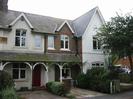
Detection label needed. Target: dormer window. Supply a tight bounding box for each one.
[61,35,69,50]
[15,29,26,47]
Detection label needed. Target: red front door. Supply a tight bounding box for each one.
[32,65,41,86]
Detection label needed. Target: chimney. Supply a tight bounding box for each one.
[0,0,8,12]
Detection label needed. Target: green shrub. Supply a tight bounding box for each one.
[76,73,89,89]
[0,87,18,99]
[0,70,14,90]
[118,73,131,83]
[46,81,68,96]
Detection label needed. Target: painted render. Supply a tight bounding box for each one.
[82,10,105,73]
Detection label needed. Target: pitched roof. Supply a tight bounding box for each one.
[72,7,99,37]
[0,7,104,36]
[0,10,68,33]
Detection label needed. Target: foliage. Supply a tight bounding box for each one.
[76,67,111,93]
[118,73,131,83]
[0,87,18,99]
[76,73,89,89]
[0,70,14,91]
[97,14,133,71]
[46,81,68,96]
[87,67,110,93]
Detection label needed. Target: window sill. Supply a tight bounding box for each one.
[13,46,28,49]
[14,79,27,82]
[60,49,70,51]
[62,77,72,80]
[48,48,55,50]
[34,47,42,50]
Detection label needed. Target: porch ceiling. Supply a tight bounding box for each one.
[0,52,81,63]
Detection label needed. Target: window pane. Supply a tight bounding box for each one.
[65,41,68,49]
[13,69,19,79]
[21,31,26,36]
[48,36,54,48]
[61,35,64,40]
[98,41,101,49]
[21,37,25,46]
[96,63,100,66]
[15,37,20,46]
[35,35,41,48]
[93,38,97,49]
[16,30,20,36]
[20,64,26,68]
[61,40,64,48]
[20,70,25,78]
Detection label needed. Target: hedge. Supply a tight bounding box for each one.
[76,67,111,93]
[46,81,68,96]
[0,87,18,99]
[0,70,14,91]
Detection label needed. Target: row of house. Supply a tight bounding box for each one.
[0,0,106,90]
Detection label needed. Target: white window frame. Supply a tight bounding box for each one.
[60,35,69,50]
[93,36,101,50]
[62,66,71,79]
[48,36,54,49]
[34,35,42,48]
[91,62,104,67]
[15,29,26,47]
[12,63,26,80]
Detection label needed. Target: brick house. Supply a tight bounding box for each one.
[0,0,106,90]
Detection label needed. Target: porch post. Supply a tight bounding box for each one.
[0,62,3,70]
[59,66,63,82]
[45,70,49,83]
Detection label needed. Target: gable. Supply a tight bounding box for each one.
[57,20,74,33]
[9,13,33,29]
[58,23,73,35]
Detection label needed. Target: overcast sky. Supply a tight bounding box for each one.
[8,0,133,21]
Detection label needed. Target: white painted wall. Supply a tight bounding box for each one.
[48,66,55,81]
[82,11,105,73]
[3,63,32,90]
[0,18,44,53]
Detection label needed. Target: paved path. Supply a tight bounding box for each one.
[81,91,133,99]
[18,90,67,99]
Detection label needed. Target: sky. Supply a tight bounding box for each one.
[8,0,133,21]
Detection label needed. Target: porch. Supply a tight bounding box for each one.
[0,52,81,90]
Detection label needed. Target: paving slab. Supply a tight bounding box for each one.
[71,88,106,99]
[18,90,67,99]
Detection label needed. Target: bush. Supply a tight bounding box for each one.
[0,70,14,90]
[46,81,68,96]
[118,73,131,83]
[0,87,18,99]
[76,73,89,89]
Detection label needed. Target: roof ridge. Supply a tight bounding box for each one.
[73,6,98,22]
[8,9,70,21]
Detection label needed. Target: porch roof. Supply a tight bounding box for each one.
[0,52,81,63]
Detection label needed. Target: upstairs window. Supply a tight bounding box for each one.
[48,36,54,49]
[61,35,69,50]
[15,29,26,47]
[93,37,100,50]
[35,35,42,48]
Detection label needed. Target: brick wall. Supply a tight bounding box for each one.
[46,23,77,54]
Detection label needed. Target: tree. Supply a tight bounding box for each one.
[97,14,133,75]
